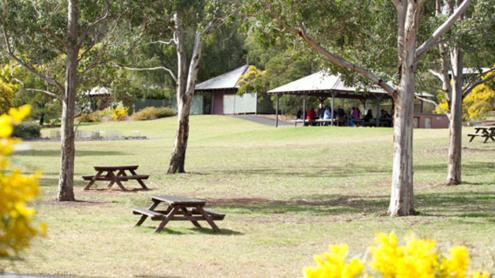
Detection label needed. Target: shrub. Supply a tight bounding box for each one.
[304,232,490,278]
[111,106,128,121]
[76,111,103,123]
[0,105,46,260]
[12,122,41,139]
[131,106,176,121]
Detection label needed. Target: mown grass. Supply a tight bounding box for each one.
[3,115,495,277]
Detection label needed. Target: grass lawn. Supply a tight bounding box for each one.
[3,115,495,277]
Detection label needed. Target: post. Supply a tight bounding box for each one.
[302,96,306,125]
[375,98,381,127]
[331,93,335,126]
[275,93,280,128]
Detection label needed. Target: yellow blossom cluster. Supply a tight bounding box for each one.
[0,105,45,258]
[111,106,128,121]
[305,232,490,278]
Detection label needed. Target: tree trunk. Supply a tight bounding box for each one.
[167,14,203,174]
[57,0,79,201]
[446,47,463,185]
[388,2,419,216]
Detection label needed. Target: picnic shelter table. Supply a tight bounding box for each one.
[133,195,225,233]
[468,127,495,143]
[83,165,149,191]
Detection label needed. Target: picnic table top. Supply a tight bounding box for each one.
[151,195,206,206]
[474,126,495,130]
[94,165,139,171]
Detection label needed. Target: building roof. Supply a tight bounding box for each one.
[267,71,389,99]
[84,86,110,96]
[195,65,249,91]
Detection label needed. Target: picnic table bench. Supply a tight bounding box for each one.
[133,195,225,233]
[467,127,495,143]
[292,119,335,126]
[83,165,149,191]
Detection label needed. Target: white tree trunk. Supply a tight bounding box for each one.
[388,1,419,216]
[167,14,203,174]
[57,0,80,201]
[447,47,463,185]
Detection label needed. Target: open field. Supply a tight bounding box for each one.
[3,115,495,277]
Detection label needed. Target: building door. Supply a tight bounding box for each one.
[213,93,224,114]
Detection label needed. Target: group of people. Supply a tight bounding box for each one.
[296,105,393,127]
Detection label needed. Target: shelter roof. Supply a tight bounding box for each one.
[267,71,390,99]
[195,65,249,91]
[84,86,110,96]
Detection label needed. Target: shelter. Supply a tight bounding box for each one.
[267,71,445,128]
[195,65,274,115]
[84,86,112,111]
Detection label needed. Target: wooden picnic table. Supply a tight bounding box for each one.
[82,165,149,191]
[468,127,495,143]
[133,195,225,233]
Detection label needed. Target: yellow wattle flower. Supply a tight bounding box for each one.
[8,104,31,124]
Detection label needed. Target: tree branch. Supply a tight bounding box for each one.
[149,39,176,46]
[415,95,451,119]
[23,88,61,99]
[462,67,495,98]
[297,23,396,95]
[415,0,472,61]
[429,69,444,81]
[1,26,64,92]
[113,63,177,83]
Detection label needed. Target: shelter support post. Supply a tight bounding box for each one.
[302,97,306,126]
[375,97,381,127]
[331,93,335,126]
[275,93,280,128]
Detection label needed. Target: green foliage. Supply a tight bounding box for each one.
[12,122,41,139]
[0,64,19,114]
[131,106,176,121]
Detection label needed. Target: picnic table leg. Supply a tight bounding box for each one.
[196,206,220,232]
[155,206,179,233]
[129,169,149,190]
[84,170,104,190]
[135,200,161,226]
[179,207,202,228]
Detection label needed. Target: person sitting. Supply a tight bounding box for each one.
[323,106,332,119]
[350,107,362,127]
[379,109,392,127]
[321,106,332,125]
[336,106,346,126]
[296,110,303,120]
[362,109,373,126]
[305,108,315,126]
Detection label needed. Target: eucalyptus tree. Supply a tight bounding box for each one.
[114,0,241,174]
[245,0,472,216]
[427,0,495,185]
[0,0,112,201]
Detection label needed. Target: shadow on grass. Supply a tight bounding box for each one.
[16,149,128,157]
[142,226,242,236]
[209,191,495,221]
[207,160,495,181]
[38,177,88,187]
[214,165,390,178]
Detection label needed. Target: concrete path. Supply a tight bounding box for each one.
[230,115,292,127]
